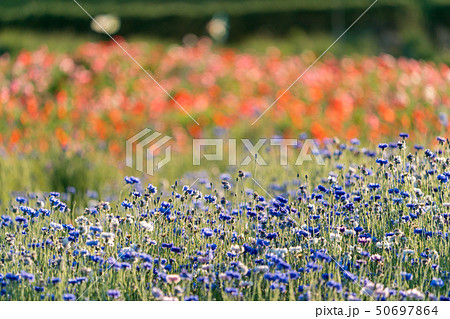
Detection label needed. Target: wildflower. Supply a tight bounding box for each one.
[254,265,269,273]
[140,221,154,232]
[184,295,199,301]
[124,176,140,184]
[401,272,413,281]
[437,136,446,144]
[201,228,214,237]
[107,289,121,299]
[16,197,27,204]
[224,287,239,296]
[405,288,425,300]
[86,240,99,247]
[63,293,76,301]
[166,274,181,284]
[6,273,20,281]
[20,271,35,282]
[430,278,444,287]
[162,296,179,301]
[326,280,343,292]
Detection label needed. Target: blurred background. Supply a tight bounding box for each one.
[0,0,449,62]
[0,0,449,205]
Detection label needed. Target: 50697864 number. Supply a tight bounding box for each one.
[375,306,438,316]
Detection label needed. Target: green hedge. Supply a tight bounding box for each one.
[0,0,448,55]
[0,0,448,22]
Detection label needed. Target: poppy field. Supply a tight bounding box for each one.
[1,39,449,153]
[1,40,450,301]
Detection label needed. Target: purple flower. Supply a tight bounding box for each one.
[107,289,121,299]
[63,293,76,301]
[124,176,140,184]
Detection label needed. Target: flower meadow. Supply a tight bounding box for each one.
[0,39,449,156]
[2,134,450,301]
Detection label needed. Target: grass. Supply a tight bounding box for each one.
[1,137,450,300]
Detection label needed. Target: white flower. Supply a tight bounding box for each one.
[406,288,425,300]
[237,262,248,274]
[110,218,119,229]
[289,246,302,253]
[162,296,179,301]
[330,233,342,242]
[344,229,356,236]
[197,256,213,263]
[140,221,154,232]
[166,274,180,284]
[50,222,63,231]
[328,175,337,183]
[240,281,253,287]
[101,232,115,246]
[230,245,243,253]
[254,265,269,273]
[376,241,391,249]
[268,248,287,257]
[202,264,214,271]
[308,238,323,245]
[75,216,89,225]
[219,273,230,280]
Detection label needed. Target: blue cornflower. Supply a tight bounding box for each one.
[124,176,140,184]
[121,200,133,209]
[326,280,343,292]
[378,143,388,150]
[367,183,380,190]
[224,287,239,296]
[147,184,157,194]
[376,158,388,165]
[89,226,102,233]
[425,149,435,158]
[438,174,448,183]
[401,272,413,281]
[399,133,409,139]
[201,228,213,237]
[430,277,444,287]
[20,271,35,282]
[86,240,99,247]
[437,136,446,144]
[184,295,199,301]
[107,289,121,299]
[266,232,278,240]
[15,197,27,204]
[63,293,76,301]
[6,273,20,281]
[343,271,358,282]
[34,286,44,292]
[315,251,332,263]
[171,246,182,254]
[353,226,363,233]
[15,216,28,224]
